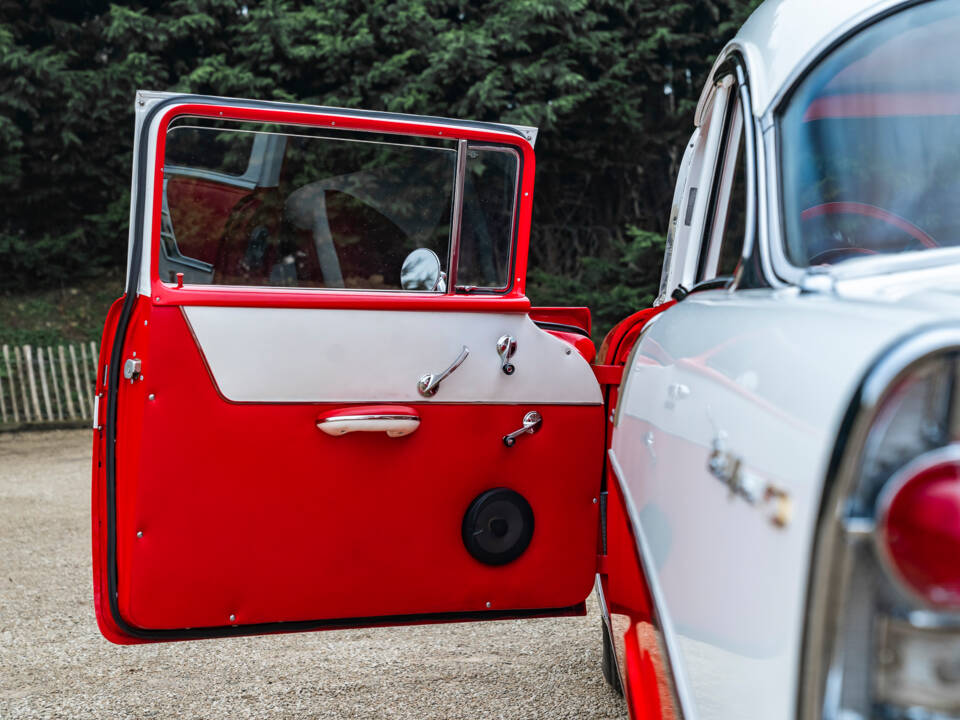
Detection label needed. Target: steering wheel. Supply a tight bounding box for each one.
[801,201,938,266]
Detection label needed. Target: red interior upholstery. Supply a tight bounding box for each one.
[101,305,604,632]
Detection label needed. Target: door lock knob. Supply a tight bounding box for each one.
[123,357,142,383]
[497,335,517,375]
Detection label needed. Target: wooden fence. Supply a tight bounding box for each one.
[0,342,98,430]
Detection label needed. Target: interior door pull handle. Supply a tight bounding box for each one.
[418,345,469,397]
[317,406,420,438]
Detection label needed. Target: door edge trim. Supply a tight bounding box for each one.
[607,447,700,720]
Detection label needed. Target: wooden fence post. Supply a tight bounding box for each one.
[69,345,87,418]
[14,346,31,422]
[47,347,63,420]
[2,345,18,423]
[0,358,7,424]
[23,345,43,421]
[37,348,53,421]
[58,345,76,419]
[89,342,99,390]
[79,342,95,414]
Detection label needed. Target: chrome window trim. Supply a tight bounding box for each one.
[608,447,696,720]
[733,64,756,275]
[695,51,771,291]
[136,94,533,297]
[761,119,805,287]
[446,139,468,294]
[798,324,960,720]
[458,144,522,293]
[763,0,936,287]
[680,80,732,287]
[700,90,743,280]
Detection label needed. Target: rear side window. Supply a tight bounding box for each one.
[159,117,520,292]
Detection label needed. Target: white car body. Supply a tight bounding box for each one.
[609,1,960,718]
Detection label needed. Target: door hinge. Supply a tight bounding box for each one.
[592,364,623,386]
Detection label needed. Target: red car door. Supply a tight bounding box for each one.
[92,92,606,644]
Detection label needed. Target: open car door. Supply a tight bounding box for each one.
[92,92,605,643]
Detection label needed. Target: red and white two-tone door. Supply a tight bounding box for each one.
[91,91,606,643]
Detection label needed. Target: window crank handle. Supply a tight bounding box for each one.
[418,346,469,397]
[503,411,542,447]
[497,335,517,375]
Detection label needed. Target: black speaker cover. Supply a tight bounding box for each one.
[462,488,534,566]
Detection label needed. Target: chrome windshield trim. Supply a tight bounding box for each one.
[139,90,538,145]
[763,0,938,289]
[608,448,698,720]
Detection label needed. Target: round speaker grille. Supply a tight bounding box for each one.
[461,488,534,566]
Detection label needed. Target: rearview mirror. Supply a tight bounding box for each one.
[400,248,446,291]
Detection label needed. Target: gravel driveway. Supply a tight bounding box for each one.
[0,430,626,719]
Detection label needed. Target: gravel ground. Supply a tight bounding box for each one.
[0,429,626,719]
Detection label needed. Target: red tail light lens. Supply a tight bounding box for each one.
[878,457,960,609]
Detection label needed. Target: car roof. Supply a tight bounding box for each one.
[698,0,909,120]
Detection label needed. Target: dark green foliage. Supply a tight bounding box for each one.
[0,0,760,333]
[528,226,666,340]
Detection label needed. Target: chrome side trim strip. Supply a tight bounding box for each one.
[608,447,698,720]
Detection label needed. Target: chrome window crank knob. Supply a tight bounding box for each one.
[418,346,469,397]
[497,335,517,375]
[503,411,542,447]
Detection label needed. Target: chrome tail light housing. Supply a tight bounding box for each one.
[801,327,960,720]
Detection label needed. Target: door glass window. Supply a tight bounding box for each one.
[161,117,492,291]
[456,146,519,290]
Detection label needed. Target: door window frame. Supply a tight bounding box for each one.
[659,55,762,299]
[137,99,536,312]
[696,61,757,286]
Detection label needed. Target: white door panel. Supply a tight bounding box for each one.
[184,306,602,404]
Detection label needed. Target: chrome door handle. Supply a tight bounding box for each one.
[418,346,469,397]
[317,406,420,438]
[503,411,542,447]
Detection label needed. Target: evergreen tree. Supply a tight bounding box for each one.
[0,0,760,335]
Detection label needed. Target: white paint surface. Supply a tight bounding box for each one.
[184,306,602,405]
[612,287,960,720]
